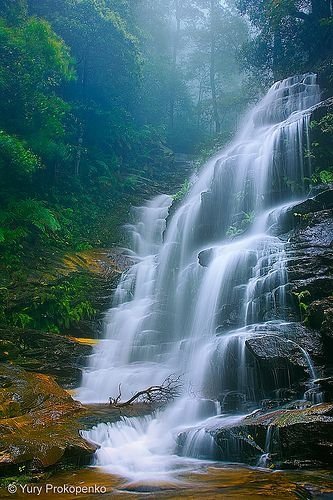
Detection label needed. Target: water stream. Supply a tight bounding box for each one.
[78,74,322,480]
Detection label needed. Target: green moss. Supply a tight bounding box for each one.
[226,211,255,239]
[309,111,333,180]
[173,178,191,203]
[292,290,311,322]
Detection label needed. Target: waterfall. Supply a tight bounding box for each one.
[257,425,275,468]
[79,74,321,479]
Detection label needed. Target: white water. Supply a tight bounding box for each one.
[257,425,274,468]
[79,74,321,479]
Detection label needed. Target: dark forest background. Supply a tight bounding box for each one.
[0,0,332,332]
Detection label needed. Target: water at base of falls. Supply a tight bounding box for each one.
[81,410,248,480]
[78,74,322,480]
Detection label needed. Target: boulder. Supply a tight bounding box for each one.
[246,335,311,371]
[245,323,323,369]
[210,403,333,468]
[198,248,215,267]
[0,364,97,473]
[0,329,93,388]
[0,340,20,362]
[307,296,333,339]
[239,323,323,400]
[283,206,333,313]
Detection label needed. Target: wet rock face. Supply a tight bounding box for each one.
[313,377,333,402]
[307,297,333,339]
[204,187,333,469]
[206,185,333,466]
[0,329,93,389]
[245,323,323,370]
[284,195,333,291]
[219,392,246,412]
[246,335,311,370]
[207,322,324,406]
[279,190,333,380]
[273,190,332,318]
[211,404,333,468]
[0,364,97,473]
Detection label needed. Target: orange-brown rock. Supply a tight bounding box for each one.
[0,364,97,472]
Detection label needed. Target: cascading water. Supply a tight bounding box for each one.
[79,74,321,479]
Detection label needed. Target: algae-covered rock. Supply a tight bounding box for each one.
[245,322,323,367]
[285,208,333,301]
[0,329,93,388]
[0,340,20,362]
[210,403,333,468]
[0,364,97,473]
[307,296,333,339]
[245,331,321,371]
[313,377,333,402]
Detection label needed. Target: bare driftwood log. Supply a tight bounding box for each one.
[109,375,182,408]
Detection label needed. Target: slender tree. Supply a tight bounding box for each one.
[209,0,221,134]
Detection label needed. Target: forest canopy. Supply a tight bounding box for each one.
[0,0,332,331]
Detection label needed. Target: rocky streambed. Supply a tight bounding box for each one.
[175,186,333,471]
[0,248,138,480]
[0,196,332,485]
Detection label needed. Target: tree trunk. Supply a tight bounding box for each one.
[75,123,84,177]
[210,0,221,135]
[196,78,204,130]
[169,0,181,131]
[74,48,88,177]
[272,28,283,81]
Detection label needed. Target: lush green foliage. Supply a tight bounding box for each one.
[0,0,332,333]
[173,179,191,202]
[236,0,333,86]
[0,271,97,333]
[0,10,73,261]
[0,0,253,265]
[309,112,333,180]
[19,273,97,333]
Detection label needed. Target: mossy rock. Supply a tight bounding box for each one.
[0,329,93,388]
[210,404,333,468]
[0,364,97,473]
[307,296,333,338]
[0,341,20,362]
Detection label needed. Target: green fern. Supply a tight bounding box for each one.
[4,199,61,233]
[173,179,191,202]
[311,169,333,185]
[0,131,40,175]
[0,199,61,244]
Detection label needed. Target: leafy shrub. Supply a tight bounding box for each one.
[14,274,97,333]
[0,199,61,245]
[311,169,333,185]
[173,179,191,202]
[0,131,40,176]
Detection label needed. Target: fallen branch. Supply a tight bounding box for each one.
[109,375,182,408]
